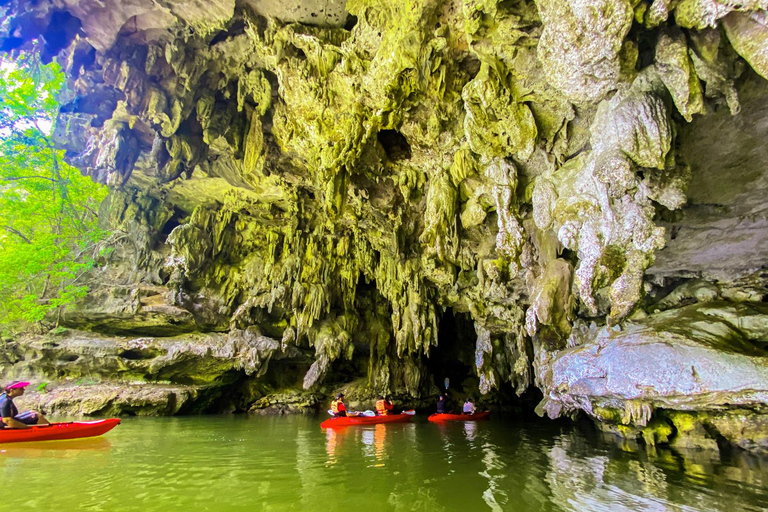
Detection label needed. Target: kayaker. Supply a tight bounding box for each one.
[0,381,49,429]
[436,393,448,414]
[463,397,476,415]
[375,395,394,416]
[330,393,348,417]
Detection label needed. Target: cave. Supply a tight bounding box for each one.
[344,15,358,31]
[159,209,183,243]
[41,11,82,62]
[426,308,475,395]
[118,348,163,361]
[377,129,411,161]
[1,0,768,460]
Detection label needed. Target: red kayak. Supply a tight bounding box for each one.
[321,413,413,429]
[0,419,121,443]
[428,411,490,422]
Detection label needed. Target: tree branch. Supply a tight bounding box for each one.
[3,225,33,244]
[1,175,58,182]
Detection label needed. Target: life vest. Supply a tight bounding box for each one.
[331,400,345,414]
[376,399,392,415]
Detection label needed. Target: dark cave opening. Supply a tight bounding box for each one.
[426,308,476,394]
[641,275,695,310]
[41,11,82,62]
[118,348,163,361]
[424,308,547,417]
[498,381,547,419]
[189,357,317,414]
[209,19,246,46]
[159,209,184,243]
[459,54,481,79]
[377,129,412,162]
[344,15,359,31]
[64,44,96,78]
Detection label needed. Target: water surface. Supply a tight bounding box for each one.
[1,415,766,511]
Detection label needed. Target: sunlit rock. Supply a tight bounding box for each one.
[536,0,634,103]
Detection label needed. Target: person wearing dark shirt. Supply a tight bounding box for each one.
[0,381,49,429]
[436,393,448,414]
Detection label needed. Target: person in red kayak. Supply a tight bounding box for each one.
[463,397,477,415]
[0,381,49,429]
[436,393,449,414]
[331,393,348,417]
[375,395,394,416]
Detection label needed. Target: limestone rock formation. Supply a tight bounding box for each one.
[536,302,768,453]
[2,0,768,453]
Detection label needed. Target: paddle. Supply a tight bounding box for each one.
[402,410,416,415]
[444,377,449,391]
[328,409,376,417]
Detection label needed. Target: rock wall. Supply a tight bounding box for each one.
[2,0,768,453]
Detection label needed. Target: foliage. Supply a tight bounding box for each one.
[0,51,107,326]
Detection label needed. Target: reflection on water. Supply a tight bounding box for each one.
[1,415,767,511]
[325,426,340,464]
[463,421,477,442]
[546,431,768,512]
[1,437,112,457]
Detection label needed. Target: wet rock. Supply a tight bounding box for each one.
[23,383,203,416]
[0,328,309,394]
[536,0,634,103]
[249,391,322,414]
[674,0,768,30]
[723,9,768,80]
[537,302,768,450]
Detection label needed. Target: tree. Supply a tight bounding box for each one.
[0,51,107,327]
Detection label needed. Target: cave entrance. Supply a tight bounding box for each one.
[377,129,411,161]
[426,308,476,393]
[160,208,184,243]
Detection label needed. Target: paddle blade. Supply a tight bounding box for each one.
[328,410,335,416]
[363,410,376,417]
[402,410,416,416]
[444,377,450,390]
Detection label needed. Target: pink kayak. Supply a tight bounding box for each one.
[321,413,413,429]
[0,419,121,443]
[428,411,490,422]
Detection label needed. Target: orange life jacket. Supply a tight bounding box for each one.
[331,400,345,414]
[376,399,392,415]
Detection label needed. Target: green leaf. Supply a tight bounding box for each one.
[0,50,108,327]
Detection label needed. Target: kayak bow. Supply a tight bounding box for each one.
[321,413,413,428]
[0,418,121,443]
[428,411,490,422]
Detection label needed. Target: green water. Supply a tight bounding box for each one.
[1,415,766,511]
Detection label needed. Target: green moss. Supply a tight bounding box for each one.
[666,411,699,435]
[655,29,704,122]
[641,418,674,446]
[599,245,627,283]
[617,424,638,439]
[461,60,537,161]
[449,146,477,186]
[593,405,623,423]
